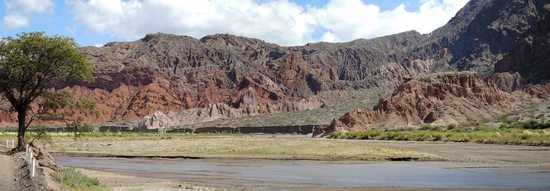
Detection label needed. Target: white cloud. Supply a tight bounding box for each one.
[68,0,469,46]
[67,0,317,46]
[310,0,469,42]
[1,0,55,29]
[2,14,28,29]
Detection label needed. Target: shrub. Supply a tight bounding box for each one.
[474,124,491,131]
[328,125,550,146]
[430,126,444,131]
[509,122,525,129]
[499,123,511,129]
[523,120,550,129]
[433,134,443,141]
[446,124,457,131]
[420,124,432,130]
[57,167,109,191]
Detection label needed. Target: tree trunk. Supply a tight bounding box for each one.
[16,108,27,151]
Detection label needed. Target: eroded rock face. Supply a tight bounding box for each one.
[137,111,172,132]
[0,31,436,126]
[422,0,550,72]
[318,72,540,136]
[321,5,550,136]
[490,72,526,93]
[496,4,550,84]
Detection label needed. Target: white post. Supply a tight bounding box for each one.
[26,145,29,156]
[29,152,32,163]
[12,139,14,148]
[5,140,8,148]
[31,158,36,177]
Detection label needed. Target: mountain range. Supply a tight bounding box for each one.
[1,0,549,132]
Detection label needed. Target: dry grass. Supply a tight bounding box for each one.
[45,133,440,161]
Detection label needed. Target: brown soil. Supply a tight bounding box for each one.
[0,146,62,191]
[75,168,217,191]
[0,148,16,190]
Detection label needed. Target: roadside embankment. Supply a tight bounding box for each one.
[0,143,60,191]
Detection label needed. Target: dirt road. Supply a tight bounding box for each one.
[0,147,15,190]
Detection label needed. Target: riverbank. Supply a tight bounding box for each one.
[55,137,550,190]
[329,123,550,146]
[56,155,550,191]
[40,133,440,161]
[4,133,550,190]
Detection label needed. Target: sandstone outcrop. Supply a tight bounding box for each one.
[316,72,545,136]
[137,111,172,133]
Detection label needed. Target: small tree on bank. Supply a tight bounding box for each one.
[41,92,99,140]
[0,32,93,151]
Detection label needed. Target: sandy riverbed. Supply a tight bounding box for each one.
[53,138,550,191]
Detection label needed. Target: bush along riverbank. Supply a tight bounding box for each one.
[329,121,550,146]
[57,167,109,191]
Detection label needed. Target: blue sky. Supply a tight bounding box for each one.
[0,0,468,46]
[294,0,421,11]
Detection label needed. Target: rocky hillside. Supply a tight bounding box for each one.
[65,31,432,124]
[1,0,549,127]
[320,1,550,136]
[315,72,550,137]
[496,4,550,84]
[420,0,550,72]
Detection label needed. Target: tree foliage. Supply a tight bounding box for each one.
[43,92,99,140]
[0,32,93,150]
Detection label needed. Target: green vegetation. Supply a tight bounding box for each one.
[330,121,550,146]
[0,32,93,151]
[39,91,99,140]
[500,120,550,130]
[25,130,54,149]
[57,167,109,191]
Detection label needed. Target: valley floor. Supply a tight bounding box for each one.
[41,133,439,161]
[2,133,550,190]
[55,138,550,191]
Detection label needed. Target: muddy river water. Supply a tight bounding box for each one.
[56,156,550,190]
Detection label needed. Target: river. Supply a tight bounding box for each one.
[55,156,550,190]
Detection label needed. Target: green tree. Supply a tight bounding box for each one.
[41,92,99,140]
[0,32,93,151]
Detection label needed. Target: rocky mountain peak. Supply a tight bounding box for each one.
[2,0,550,128]
[199,34,277,49]
[140,32,198,43]
[417,0,550,72]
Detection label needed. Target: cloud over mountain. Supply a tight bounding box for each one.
[67,0,468,46]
